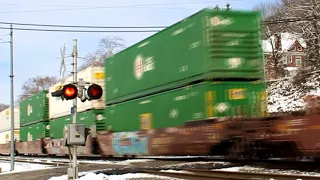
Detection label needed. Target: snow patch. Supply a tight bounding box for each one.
[0,161,53,174]
[267,72,320,113]
[48,172,184,180]
[218,165,320,177]
[160,169,194,174]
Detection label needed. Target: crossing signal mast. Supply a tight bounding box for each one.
[51,39,103,180]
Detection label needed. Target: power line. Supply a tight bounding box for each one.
[0,1,240,14]
[0,26,160,33]
[0,15,317,30]
[0,21,166,29]
[0,15,315,33]
[2,1,237,8]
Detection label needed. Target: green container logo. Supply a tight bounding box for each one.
[134,54,155,80]
[227,58,242,69]
[210,16,234,26]
[27,104,33,116]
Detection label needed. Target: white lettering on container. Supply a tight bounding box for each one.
[138,41,150,48]
[193,112,204,119]
[190,41,201,49]
[139,100,152,105]
[174,95,187,101]
[172,23,195,36]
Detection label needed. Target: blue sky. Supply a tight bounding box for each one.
[0,0,272,104]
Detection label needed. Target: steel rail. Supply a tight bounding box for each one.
[143,168,319,180]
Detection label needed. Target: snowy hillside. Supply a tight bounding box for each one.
[266,71,320,113]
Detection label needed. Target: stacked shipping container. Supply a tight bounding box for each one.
[105,9,263,105]
[0,107,20,143]
[19,90,50,142]
[104,8,267,132]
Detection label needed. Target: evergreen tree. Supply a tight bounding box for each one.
[225,3,232,11]
[213,5,220,10]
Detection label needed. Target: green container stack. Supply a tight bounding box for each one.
[104,8,267,132]
[19,90,50,141]
[49,109,105,139]
[105,8,263,105]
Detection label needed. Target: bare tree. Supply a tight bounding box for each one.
[253,0,288,79]
[283,0,320,69]
[79,36,125,71]
[17,75,59,103]
[0,103,9,111]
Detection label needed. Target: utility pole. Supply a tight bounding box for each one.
[71,39,78,179]
[9,24,15,171]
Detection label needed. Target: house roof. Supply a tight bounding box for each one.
[262,32,306,53]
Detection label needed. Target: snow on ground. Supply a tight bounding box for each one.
[218,165,320,177]
[48,172,185,180]
[0,160,53,174]
[267,71,320,113]
[28,157,155,165]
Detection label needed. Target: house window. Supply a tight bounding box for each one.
[297,46,302,51]
[282,56,287,64]
[296,56,302,67]
[288,56,293,63]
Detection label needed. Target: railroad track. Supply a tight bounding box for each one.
[143,168,319,180]
[1,155,320,173]
[0,157,93,166]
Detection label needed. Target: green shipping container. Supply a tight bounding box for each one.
[20,90,49,126]
[20,121,50,142]
[49,109,105,139]
[105,81,267,132]
[105,8,264,104]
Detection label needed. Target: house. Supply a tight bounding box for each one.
[262,32,307,80]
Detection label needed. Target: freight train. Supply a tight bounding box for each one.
[0,8,318,162]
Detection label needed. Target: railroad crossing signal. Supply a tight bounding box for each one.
[51,84,78,100]
[86,84,103,100]
[51,83,103,102]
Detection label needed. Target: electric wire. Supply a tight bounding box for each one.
[0,1,241,14]
[0,21,166,29]
[0,15,315,33]
[0,26,160,33]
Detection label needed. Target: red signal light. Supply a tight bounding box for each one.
[62,84,78,100]
[87,84,103,100]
